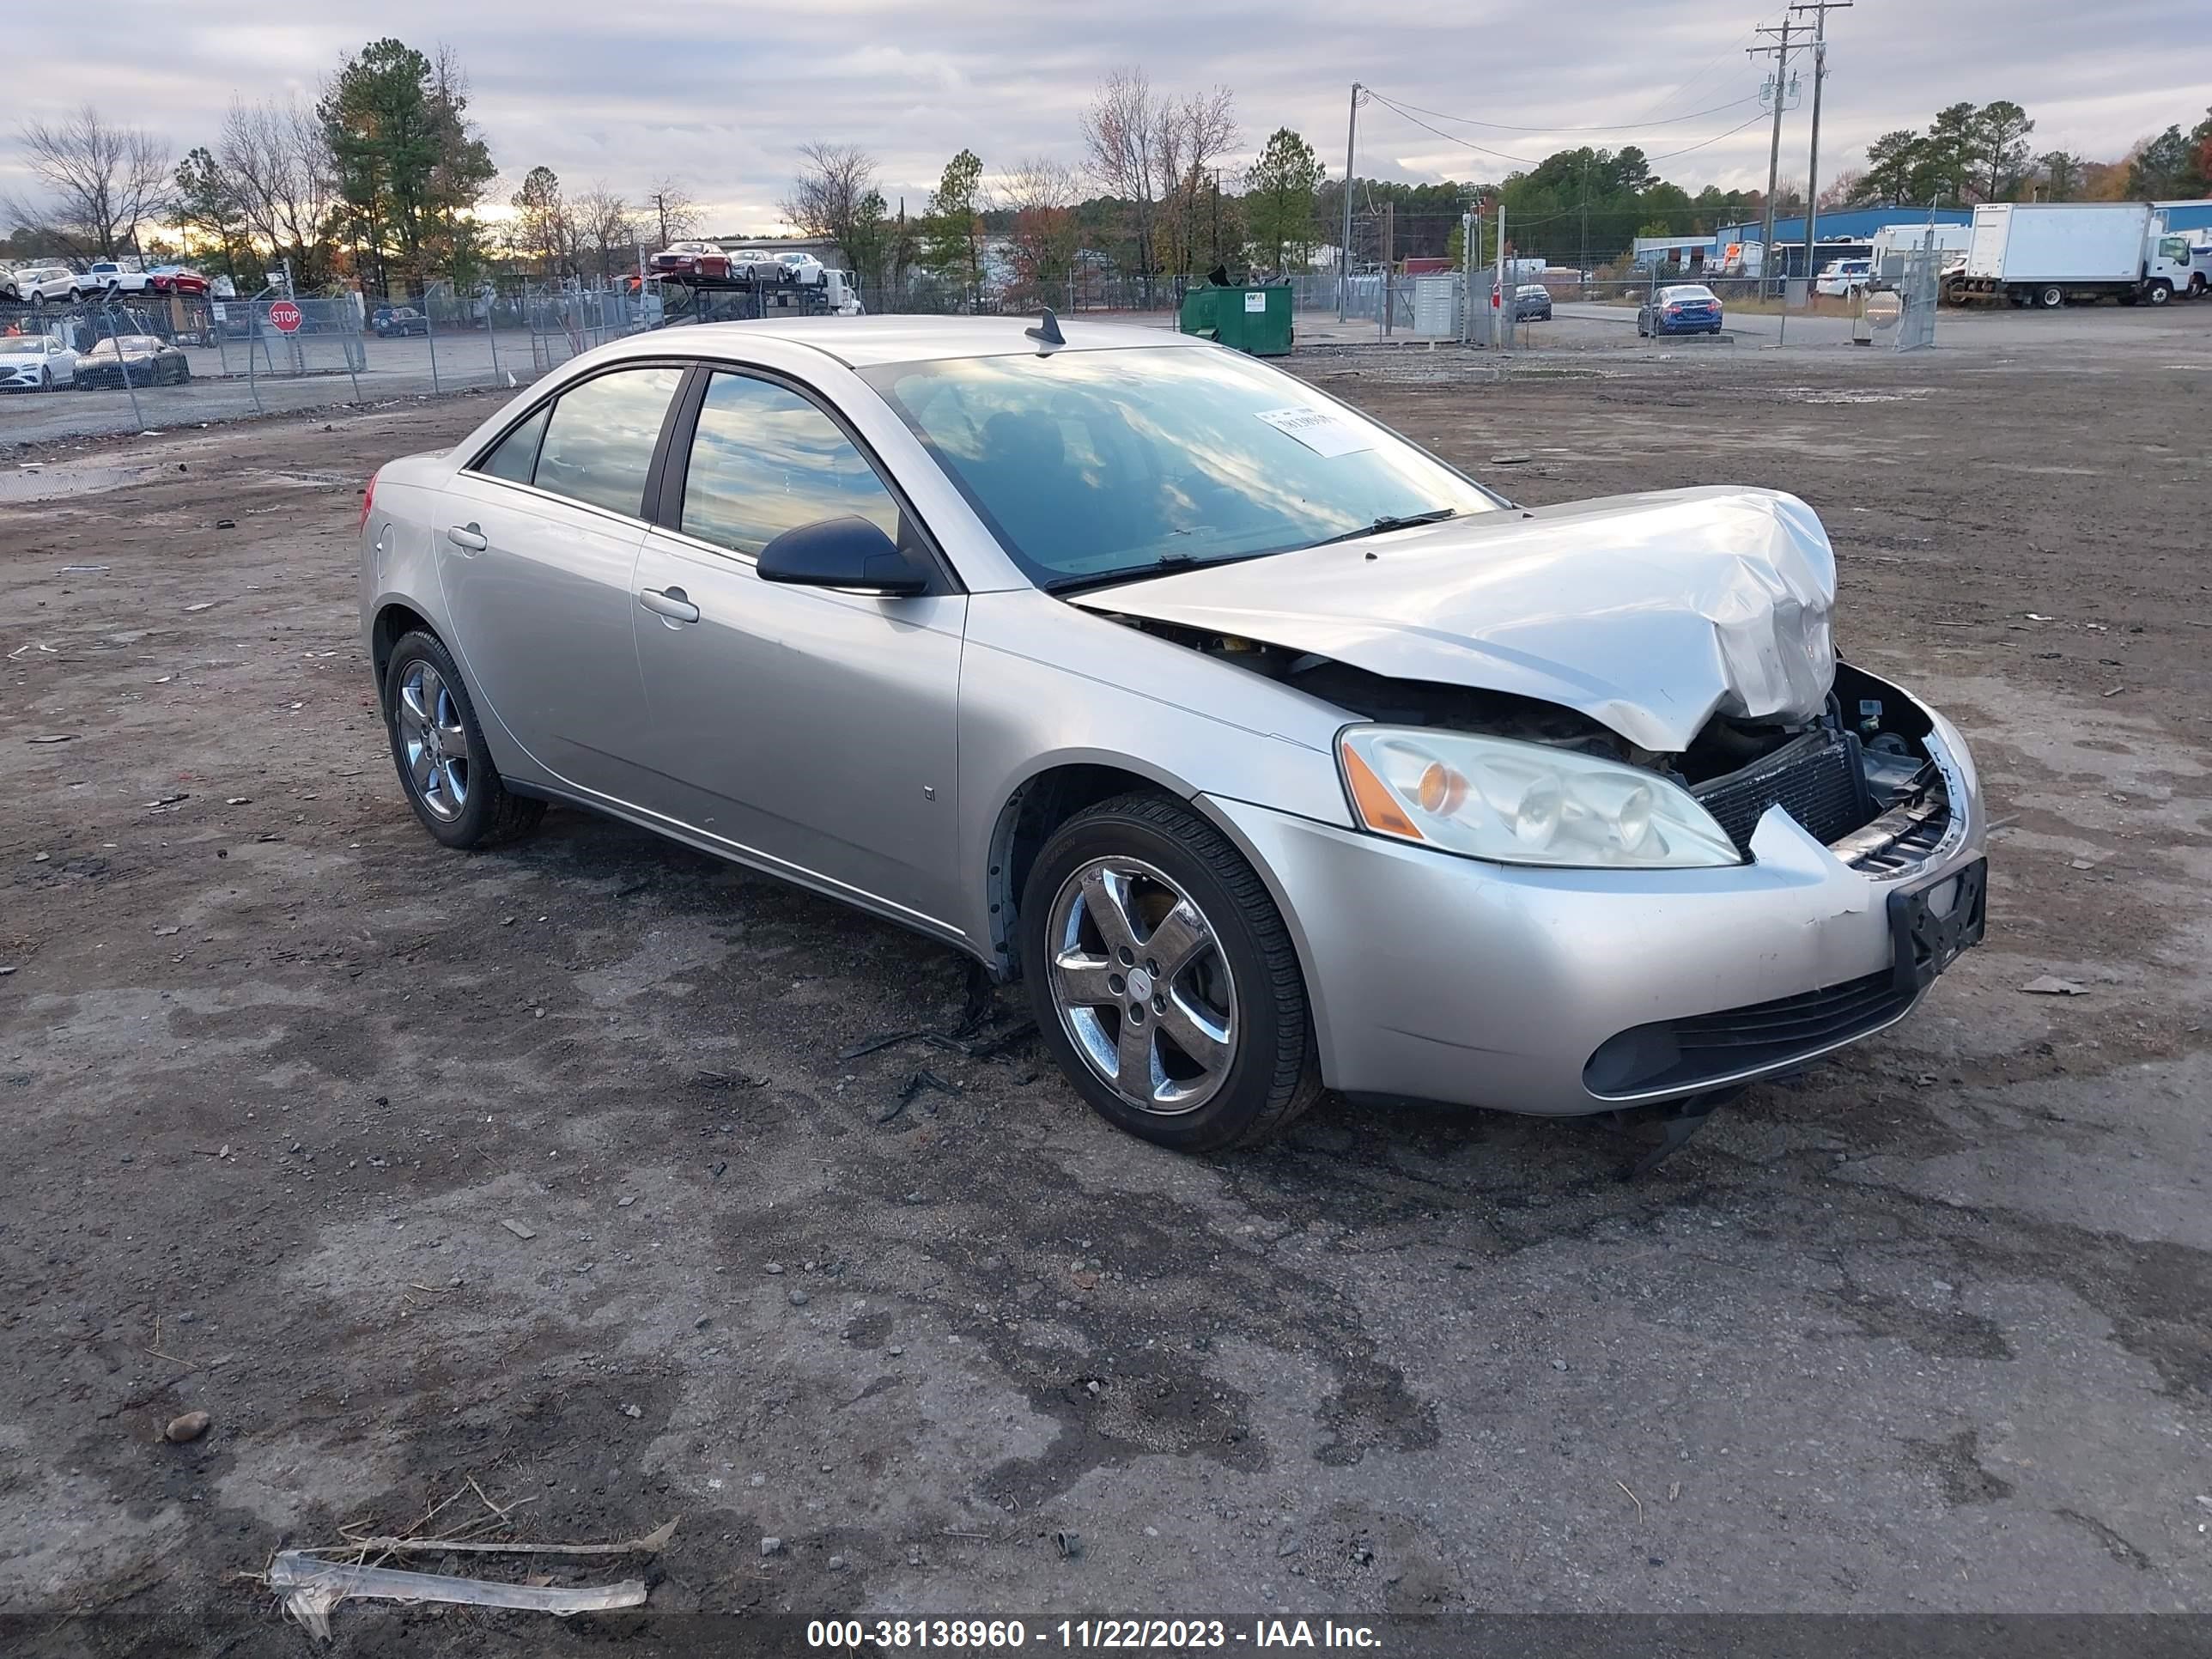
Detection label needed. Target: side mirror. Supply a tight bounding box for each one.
[756,515,927,597]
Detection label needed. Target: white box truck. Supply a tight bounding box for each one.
[1943,202,2195,307]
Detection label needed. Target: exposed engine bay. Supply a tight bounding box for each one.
[1110,617,1950,869]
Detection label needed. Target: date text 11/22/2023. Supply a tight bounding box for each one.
[806,1618,1383,1649]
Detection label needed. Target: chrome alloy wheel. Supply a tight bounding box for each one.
[397,660,471,821]
[1047,857,1237,1115]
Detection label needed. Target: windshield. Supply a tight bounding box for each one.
[862,346,1501,588]
[0,337,49,355]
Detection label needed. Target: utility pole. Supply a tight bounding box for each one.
[1791,1,1851,293]
[1749,20,1798,298]
[1495,199,1510,355]
[1381,201,1395,338]
[1461,206,1476,345]
[1339,83,1362,321]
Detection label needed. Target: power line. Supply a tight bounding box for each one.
[1644,110,1777,161]
[1626,6,1788,126]
[1367,91,1759,136]
[1365,92,1772,173]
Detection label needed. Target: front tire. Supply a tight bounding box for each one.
[382,629,545,850]
[1021,793,1322,1152]
[2146,282,2171,307]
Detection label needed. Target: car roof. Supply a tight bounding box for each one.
[605,313,1199,368]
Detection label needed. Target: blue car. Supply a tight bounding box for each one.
[1638,283,1724,337]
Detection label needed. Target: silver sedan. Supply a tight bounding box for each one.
[360,315,1987,1153]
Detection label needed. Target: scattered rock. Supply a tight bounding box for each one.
[787,1290,811,1307]
[621,1403,642,1419]
[764,1261,784,1274]
[617,1195,635,1208]
[1053,1530,1082,1560]
[828,1554,848,1571]
[164,1410,210,1443]
[1552,1358,1571,1372]
[32,853,50,863]
[1276,1532,1299,1557]
[500,1218,537,1240]
[2020,975,2089,996]
[694,1316,710,1329]
[759,1536,783,1558]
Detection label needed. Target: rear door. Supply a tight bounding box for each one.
[434,362,686,802]
[629,365,969,936]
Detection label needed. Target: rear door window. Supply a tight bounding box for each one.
[532,366,685,517]
[476,406,550,485]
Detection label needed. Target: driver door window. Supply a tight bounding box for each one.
[678,372,902,556]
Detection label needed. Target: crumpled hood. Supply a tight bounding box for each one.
[1072,486,1837,752]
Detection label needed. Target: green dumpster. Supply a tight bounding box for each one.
[1178,283,1293,356]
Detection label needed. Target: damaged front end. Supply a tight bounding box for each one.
[1101,617,1963,884]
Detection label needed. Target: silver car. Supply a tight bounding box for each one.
[360,316,1987,1154]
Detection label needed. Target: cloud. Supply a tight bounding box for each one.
[8,0,2209,232]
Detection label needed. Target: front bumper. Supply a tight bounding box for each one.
[1206,716,1984,1117]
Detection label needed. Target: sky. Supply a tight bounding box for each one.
[7,1,2209,234]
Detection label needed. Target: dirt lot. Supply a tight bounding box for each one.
[3,339,2209,1655]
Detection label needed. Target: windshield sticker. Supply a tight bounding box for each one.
[1254,405,1376,459]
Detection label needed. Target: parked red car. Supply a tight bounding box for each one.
[146,266,210,296]
[648,240,732,280]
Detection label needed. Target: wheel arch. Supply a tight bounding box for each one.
[985,757,1193,981]
[981,757,1331,1064]
[370,599,440,692]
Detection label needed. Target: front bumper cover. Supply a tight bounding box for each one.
[1206,710,1984,1117]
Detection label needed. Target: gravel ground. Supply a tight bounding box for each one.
[2,339,2207,1656]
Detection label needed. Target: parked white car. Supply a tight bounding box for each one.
[1815,258,1874,297]
[0,332,78,391]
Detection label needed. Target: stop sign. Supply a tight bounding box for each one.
[268,300,302,333]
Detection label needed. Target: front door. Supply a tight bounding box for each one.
[629,368,968,937]
[434,364,684,801]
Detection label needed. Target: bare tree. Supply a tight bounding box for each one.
[1080,68,1164,286]
[217,97,337,283]
[4,104,170,259]
[573,185,640,283]
[643,176,698,249]
[781,143,878,264]
[1001,156,1083,304]
[1158,88,1237,277]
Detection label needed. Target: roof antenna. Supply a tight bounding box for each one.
[1024,307,1066,352]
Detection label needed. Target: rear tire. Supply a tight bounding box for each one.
[381,629,545,850]
[2038,285,2064,309]
[1021,793,1322,1153]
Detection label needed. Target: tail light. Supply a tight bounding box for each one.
[358,467,380,532]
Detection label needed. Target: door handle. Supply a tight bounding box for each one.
[640,586,700,624]
[447,523,488,553]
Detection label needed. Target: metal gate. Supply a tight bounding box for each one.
[1893,239,1940,352]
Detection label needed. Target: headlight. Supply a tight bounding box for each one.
[1338,726,1742,869]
